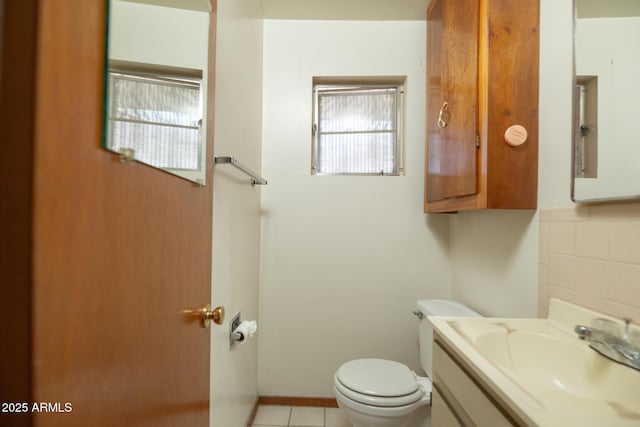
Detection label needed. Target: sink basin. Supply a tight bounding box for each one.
[472,326,640,405]
[430,300,640,426]
[451,319,640,407]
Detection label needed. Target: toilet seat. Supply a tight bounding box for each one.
[334,359,426,407]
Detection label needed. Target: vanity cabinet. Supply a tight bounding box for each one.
[424,0,539,213]
[432,335,525,426]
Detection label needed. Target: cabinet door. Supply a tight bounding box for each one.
[432,387,462,427]
[426,0,478,202]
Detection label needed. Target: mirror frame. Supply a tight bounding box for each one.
[571,0,640,204]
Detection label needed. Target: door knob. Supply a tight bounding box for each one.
[201,304,224,328]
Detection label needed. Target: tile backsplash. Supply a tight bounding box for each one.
[538,202,640,320]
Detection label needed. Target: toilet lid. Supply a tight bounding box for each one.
[336,359,421,401]
[335,375,425,407]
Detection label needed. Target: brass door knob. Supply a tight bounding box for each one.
[201,304,224,328]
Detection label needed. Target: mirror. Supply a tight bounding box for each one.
[572,0,640,202]
[104,0,211,185]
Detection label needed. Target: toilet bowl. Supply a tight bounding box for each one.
[333,300,481,427]
[333,359,431,427]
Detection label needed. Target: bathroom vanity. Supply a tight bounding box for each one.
[429,299,640,426]
[432,340,517,426]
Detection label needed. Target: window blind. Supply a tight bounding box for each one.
[315,87,400,175]
[107,72,203,171]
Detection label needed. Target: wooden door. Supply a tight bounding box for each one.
[1,1,215,426]
[425,0,478,203]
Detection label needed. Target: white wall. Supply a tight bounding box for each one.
[449,211,539,317]
[210,0,263,425]
[110,1,209,70]
[259,19,451,397]
[538,0,575,209]
[449,0,575,318]
[216,0,581,404]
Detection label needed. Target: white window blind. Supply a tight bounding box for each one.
[107,71,203,171]
[313,84,403,175]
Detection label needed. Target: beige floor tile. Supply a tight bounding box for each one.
[289,406,324,426]
[253,405,291,426]
[325,407,352,427]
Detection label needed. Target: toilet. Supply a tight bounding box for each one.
[333,300,481,427]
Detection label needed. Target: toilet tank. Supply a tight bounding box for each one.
[417,299,481,378]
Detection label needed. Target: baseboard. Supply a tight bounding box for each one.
[258,396,339,408]
[246,397,260,427]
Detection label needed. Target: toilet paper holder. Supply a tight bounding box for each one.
[230,312,242,347]
[229,312,258,348]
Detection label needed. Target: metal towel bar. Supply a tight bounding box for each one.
[214,156,267,186]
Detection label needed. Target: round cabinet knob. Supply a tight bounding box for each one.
[504,125,528,147]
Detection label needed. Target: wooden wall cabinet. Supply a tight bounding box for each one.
[424,0,539,213]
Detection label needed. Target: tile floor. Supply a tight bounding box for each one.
[252,405,352,427]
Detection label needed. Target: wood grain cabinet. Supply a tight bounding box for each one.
[424,0,539,213]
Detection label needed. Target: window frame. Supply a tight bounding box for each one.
[311,78,405,176]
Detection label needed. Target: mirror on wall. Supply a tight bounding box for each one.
[572,0,640,202]
[104,0,211,185]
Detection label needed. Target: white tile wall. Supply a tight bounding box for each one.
[538,203,640,320]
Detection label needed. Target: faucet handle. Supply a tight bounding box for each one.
[591,318,619,336]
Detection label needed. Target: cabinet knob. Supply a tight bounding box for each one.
[504,125,528,146]
[438,101,448,128]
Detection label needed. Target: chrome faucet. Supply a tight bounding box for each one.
[575,318,640,372]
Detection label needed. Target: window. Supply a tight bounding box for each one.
[107,68,204,171]
[312,78,405,175]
